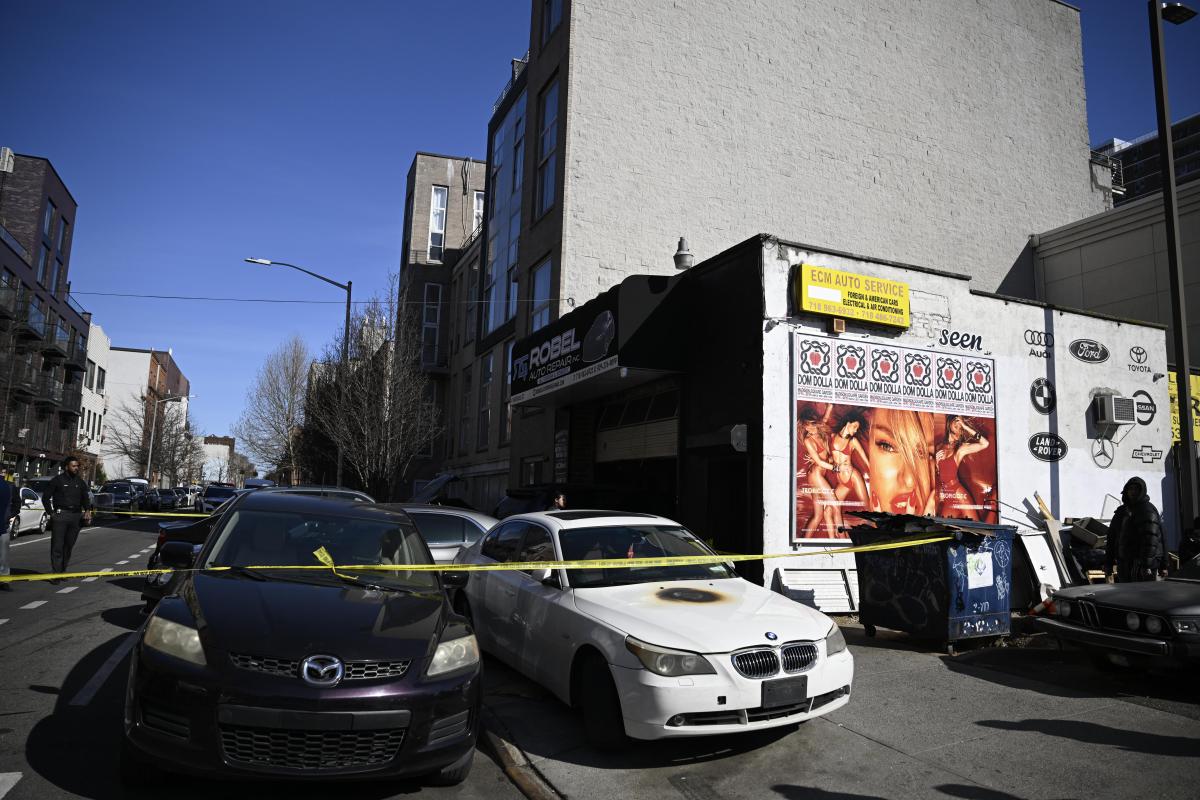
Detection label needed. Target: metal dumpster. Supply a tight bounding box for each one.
[850,514,1016,654]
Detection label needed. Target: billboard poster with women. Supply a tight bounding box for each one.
[793,333,999,541]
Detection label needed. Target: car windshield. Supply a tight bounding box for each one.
[203,508,437,589]
[557,525,736,589]
[27,479,51,496]
[103,484,131,495]
[205,487,236,500]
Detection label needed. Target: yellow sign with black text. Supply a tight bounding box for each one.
[1167,372,1200,443]
[796,264,910,328]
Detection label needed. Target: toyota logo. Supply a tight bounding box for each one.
[1130,346,1148,365]
[1024,330,1053,347]
[300,654,344,687]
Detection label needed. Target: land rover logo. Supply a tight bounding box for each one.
[1028,433,1068,462]
[1068,339,1109,364]
[300,654,344,687]
[1132,390,1157,425]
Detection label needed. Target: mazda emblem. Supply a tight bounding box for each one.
[300,654,344,687]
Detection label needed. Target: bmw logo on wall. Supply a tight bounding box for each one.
[1030,378,1056,415]
[764,632,778,641]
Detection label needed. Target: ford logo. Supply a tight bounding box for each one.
[1068,339,1109,364]
[1029,433,1069,462]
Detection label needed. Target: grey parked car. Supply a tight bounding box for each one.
[378,504,497,563]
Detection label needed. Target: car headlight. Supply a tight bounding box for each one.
[625,637,716,676]
[1056,599,1072,618]
[1172,618,1200,635]
[427,634,480,677]
[1144,616,1164,635]
[143,616,206,666]
[1125,612,1141,631]
[825,624,848,656]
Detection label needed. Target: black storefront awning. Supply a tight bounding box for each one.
[510,274,685,407]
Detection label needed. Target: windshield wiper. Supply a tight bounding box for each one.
[313,570,418,594]
[216,565,269,581]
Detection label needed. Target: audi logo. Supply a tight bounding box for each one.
[1024,330,1054,346]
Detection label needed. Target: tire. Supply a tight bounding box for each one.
[424,747,474,787]
[578,655,629,751]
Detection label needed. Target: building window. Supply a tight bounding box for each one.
[477,351,493,450]
[542,0,563,42]
[429,185,448,262]
[513,110,525,194]
[42,200,56,237]
[484,235,499,333]
[85,360,96,390]
[459,367,472,454]
[49,259,62,296]
[474,191,485,231]
[465,264,477,344]
[506,209,521,322]
[489,128,504,221]
[531,258,552,331]
[536,80,559,218]
[421,283,443,367]
[521,456,546,486]
[500,340,514,445]
[37,245,51,286]
[57,218,69,253]
[96,366,106,394]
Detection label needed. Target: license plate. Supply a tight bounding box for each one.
[761,675,808,708]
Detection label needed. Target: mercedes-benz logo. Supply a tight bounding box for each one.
[1130,346,1148,365]
[1091,439,1114,469]
[300,654,344,687]
[764,632,778,641]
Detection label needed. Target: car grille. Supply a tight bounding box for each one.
[732,648,780,679]
[781,643,818,673]
[220,725,405,772]
[230,653,410,681]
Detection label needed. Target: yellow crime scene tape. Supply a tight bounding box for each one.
[0,532,954,584]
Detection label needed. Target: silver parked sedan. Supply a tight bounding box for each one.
[377,504,497,563]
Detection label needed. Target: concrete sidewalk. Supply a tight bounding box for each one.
[480,626,1200,800]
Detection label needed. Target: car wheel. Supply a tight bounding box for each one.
[424,747,474,786]
[38,513,49,534]
[578,654,629,751]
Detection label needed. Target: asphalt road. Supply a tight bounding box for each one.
[0,520,520,800]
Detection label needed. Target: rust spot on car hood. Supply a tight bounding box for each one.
[655,587,726,603]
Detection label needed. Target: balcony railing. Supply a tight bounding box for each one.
[4,358,39,395]
[66,335,88,370]
[60,382,82,415]
[42,319,71,359]
[0,285,16,319]
[492,50,530,114]
[14,298,46,339]
[35,374,64,406]
[67,294,88,320]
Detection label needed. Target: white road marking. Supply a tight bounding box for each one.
[128,554,141,559]
[81,577,97,583]
[19,601,47,610]
[11,535,50,548]
[0,773,22,799]
[0,619,8,626]
[116,560,129,565]
[69,633,137,707]
[99,568,114,572]
[56,586,78,594]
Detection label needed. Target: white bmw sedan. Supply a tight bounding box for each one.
[454,511,853,747]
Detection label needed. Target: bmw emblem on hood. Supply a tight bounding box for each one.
[765,632,778,641]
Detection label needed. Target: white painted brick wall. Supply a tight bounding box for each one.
[560,0,1103,307]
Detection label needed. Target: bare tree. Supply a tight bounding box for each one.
[234,336,308,483]
[304,274,440,500]
[104,396,203,484]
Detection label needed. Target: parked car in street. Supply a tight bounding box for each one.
[1036,554,1200,669]
[122,492,479,785]
[146,489,178,511]
[257,485,375,503]
[454,511,854,747]
[9,486,49,538]
[101,482,141,514]
[376,504,497,564]
[195,484,239,514]
[171,487,192,506]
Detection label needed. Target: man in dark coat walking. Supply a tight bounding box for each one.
[46,456,93,583]
[1105,476,1167,583]
[0,472,19,591]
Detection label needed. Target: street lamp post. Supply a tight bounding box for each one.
[1148,1,1197,527]
[145,394,186,485]
[245,258,352,488]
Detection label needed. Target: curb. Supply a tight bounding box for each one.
[478,706,565,800]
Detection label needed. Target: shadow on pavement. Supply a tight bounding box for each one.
[773,786,887,800]
[100,604,145,631]
[975,717,1200,758]
[934,785,1027,800]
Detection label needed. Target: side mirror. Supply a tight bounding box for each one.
[530,568,561,587]
[160,541,196,570]
[441,570,469,588]
[23,500,35,508]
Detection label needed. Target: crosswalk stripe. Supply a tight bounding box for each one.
[0,619,8,626]
[0,772,22,799]
[19,601,46,610]
[57,586,78,594]
[116,560,129,565]
[82,577,97,583]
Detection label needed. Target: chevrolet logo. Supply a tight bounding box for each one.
[1131,446,1163,464]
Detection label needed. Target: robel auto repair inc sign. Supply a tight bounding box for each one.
[511,289,619,404]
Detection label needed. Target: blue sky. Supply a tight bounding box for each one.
[1,0,1197,439]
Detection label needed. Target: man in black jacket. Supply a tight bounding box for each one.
[1106,476,1167,583]
[46,457,93,582]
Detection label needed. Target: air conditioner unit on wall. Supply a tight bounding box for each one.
[1094,394,1136,426]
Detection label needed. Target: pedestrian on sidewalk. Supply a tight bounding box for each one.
[45,456,94,584]
[0,471,19,591]
[1104,476,1166,583]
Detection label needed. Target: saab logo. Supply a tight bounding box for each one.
[1068,339,1109,364]
[936,357,961,390]
[872,349,900,383]
[1132,445,1164,464]
[965,361,992,394]
[905,353,932,386]
[1132,389,1156,425]
[837,344,866,380]
[1029,433,1068,462]
[800,340,831,375]
[1128,345,1150,373]
[1030,378,1056,415]
[1025,330,1053,359]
